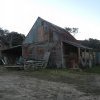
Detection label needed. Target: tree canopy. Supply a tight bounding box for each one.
[80,38,100,50]
[0,28,25,47]
[65,27,78,36]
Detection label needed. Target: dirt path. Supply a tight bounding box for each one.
[0,70,100,100]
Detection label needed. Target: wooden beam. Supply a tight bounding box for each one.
[89,49,92,68]
[84,49,86,64]
[61,42,64,68]
[78,47,80,64]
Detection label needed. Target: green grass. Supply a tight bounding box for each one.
[83,65,100,74]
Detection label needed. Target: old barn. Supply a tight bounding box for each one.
[22,17,93,69]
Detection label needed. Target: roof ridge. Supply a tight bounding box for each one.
[38,17,77,40]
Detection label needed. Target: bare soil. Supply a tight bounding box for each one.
[0,67,100,100]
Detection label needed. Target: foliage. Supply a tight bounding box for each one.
[65,27,78,36]
[6,32,25,46]
[80,38,100,50]
[0,28,4,36]
[83,65,100,74]
[0,27,25,47]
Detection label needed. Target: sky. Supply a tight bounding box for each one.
[0,0,100,40]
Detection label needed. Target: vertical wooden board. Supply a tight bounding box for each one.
[43,52,50,68]
[50,42,62,68]
[37,26,44,42]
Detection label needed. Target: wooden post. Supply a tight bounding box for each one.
[84,49,86,65]
[92,50,95,66]
[78,47,80,64]
[89,49,92,68]
[89,49,91,61]
[61,42,64,68]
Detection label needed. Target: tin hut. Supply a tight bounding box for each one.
[22,17,93,69]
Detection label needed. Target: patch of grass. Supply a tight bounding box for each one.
[0,65,100,95]
[83,65,100,74]
[22,68,100,95]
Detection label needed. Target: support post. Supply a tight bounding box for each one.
[84,49,86,65]
[78,47,80,65]
[61,42,64,68]
[89,49,92,68]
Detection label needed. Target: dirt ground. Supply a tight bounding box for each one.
[0,67,100,100]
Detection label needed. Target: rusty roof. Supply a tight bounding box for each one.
[39,17,78,43]
[23,17,90,49]
[23,17,78,44]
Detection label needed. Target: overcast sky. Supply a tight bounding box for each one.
[0,0,100,40]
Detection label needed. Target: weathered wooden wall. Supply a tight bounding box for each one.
[23,43,46,60]
[22,17,79,68]
[48,42,62,68]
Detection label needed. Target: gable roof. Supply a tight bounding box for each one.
[39,17,77,43]
[23,17,90,49]
[23,17,78,44]
[63,40,92,49]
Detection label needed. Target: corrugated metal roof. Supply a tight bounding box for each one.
[23,17,78,44]
[23,17,42,44]
[1,45,22,51]
[38,17,77,43]
[63,40,92,49]
[23,17,91,50]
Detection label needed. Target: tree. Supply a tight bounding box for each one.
[0,28,8,45]
[6,32,25,47]
[0,27,25,47]
[65,27,78,36]
[80,38,100,50]
[0,28,4,36]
